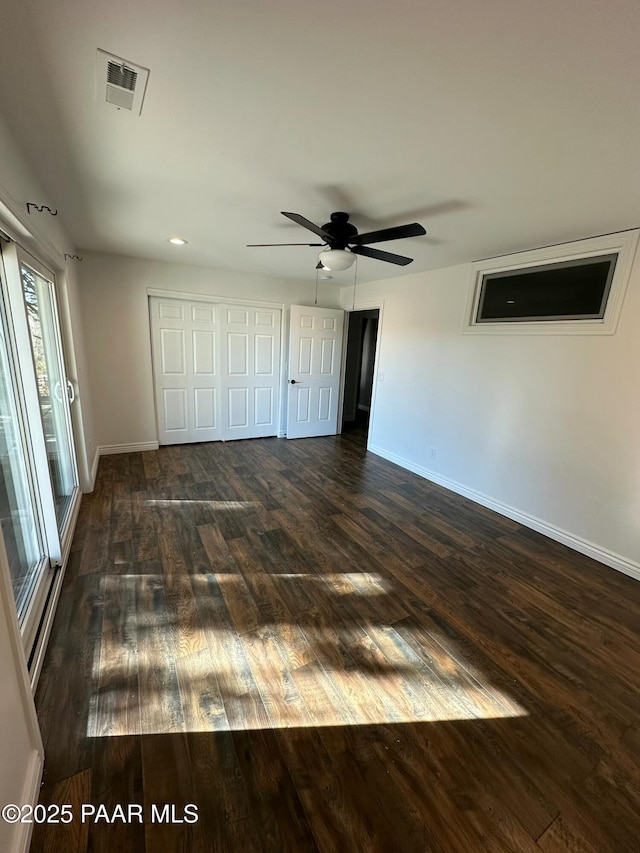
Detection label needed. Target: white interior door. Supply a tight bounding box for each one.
[219,304,281,440]
[150,297,220,445]
[286,304,344,439]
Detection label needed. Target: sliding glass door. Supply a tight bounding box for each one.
[20,261,77,530]
[0,241,79,662]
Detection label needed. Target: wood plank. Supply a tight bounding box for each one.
[131,491,159,562]
[187,731,264,851]
[232,729,320,852]
[188,573,267,731]
[537,814,604,853]
[197,523,239,573]
[136,574,185,735]
[175,648,229,732]
[92,574,140,737]
[30,769,91,853]
[141,733,201,853]
[88,736,145,853]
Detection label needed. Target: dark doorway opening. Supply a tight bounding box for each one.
[342,309,379,444]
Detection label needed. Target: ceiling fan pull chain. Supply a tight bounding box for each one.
[315,266,319,305]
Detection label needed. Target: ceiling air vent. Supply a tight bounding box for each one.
[97,49,150,115]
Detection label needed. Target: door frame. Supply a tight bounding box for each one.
[285,304,345,439]
[146,288,287,441]
[0,189,87,689]
[338,299,384,450]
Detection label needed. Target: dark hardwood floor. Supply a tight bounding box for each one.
[30,434,640,852]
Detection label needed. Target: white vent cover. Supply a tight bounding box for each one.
[97,49,149,115]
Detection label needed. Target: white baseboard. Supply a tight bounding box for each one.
[16,749,43,853]
[98,441,159,456]
[368,443,640,583]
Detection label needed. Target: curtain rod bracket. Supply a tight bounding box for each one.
[26,202,58,216]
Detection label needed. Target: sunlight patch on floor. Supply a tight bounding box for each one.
[145,499,262,510]
[87,573,527,737]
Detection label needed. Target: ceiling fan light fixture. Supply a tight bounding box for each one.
[168,237,188,245]
[318,248,355,271]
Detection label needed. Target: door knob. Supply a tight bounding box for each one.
[289,379,297,384]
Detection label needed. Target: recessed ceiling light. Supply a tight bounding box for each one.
[168,237,188,245]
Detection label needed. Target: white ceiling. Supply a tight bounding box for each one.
[1,0,640,284]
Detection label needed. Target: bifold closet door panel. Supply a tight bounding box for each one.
[150,298,221,445]
[218,304,281,441]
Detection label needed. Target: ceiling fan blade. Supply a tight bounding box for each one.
[350,222,426,245]
[247,242,325,247]
[281,211,333,241]
[351,245,413,265]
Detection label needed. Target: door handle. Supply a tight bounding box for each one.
[66,379,76,404]
[289,379,297,384]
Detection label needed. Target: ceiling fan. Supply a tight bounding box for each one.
[247,211,426,270]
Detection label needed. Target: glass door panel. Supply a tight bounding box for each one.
[20,263,78,531]
[0,240,79,669]
[0,321,46,621]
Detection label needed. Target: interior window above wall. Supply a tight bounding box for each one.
[465,229,639,335]
[477,255,617,322]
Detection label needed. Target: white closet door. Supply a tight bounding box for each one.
[150,298,220,445]
[150,298,282,445]
[219,304,281,440]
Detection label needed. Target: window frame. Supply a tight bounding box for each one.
[464,229,639,335]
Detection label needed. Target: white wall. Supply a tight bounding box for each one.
[346,253,640,576]
[0,113,95,491]
[77,252,342,453]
